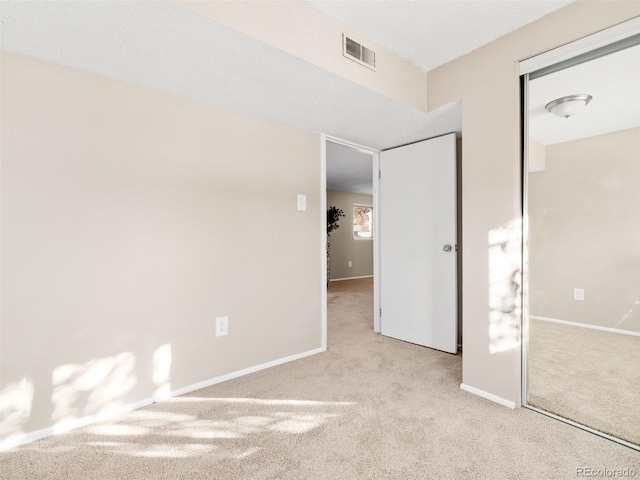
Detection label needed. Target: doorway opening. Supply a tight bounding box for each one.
[323,136,379,349]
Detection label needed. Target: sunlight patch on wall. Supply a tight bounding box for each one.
[488,219,521,354]
[0,378,34,439]
[152,344,172,397]
[51,352,137,425]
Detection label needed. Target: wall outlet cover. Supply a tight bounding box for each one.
[216,316,229,336]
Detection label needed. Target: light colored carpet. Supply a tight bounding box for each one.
[528,318,640,447]
[1,278,639,479]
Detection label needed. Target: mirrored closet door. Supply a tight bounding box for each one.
[523,38,640,450]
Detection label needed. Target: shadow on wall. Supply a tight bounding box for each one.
[488,219,521,355]
[0,344,172,448]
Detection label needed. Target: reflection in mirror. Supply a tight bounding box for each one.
[525,43,640,449]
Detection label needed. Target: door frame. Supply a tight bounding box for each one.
[321,134,380,349]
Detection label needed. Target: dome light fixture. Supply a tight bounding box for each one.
[545,94,593,119]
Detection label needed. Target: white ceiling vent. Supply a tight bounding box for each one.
[343,34,376,71]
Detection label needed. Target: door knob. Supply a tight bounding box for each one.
[443,244,452,252]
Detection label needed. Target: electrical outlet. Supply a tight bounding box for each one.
[574,288,584,301]
[216,316,229,336]
[348,261,352,267]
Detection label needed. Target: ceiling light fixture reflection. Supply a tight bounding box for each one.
[545,94,593,119]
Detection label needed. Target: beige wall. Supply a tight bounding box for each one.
[0,52,322,441]
[326,190,374,280]
[427,2,640,404]
[178,0,427,112]
[529,128,640,333]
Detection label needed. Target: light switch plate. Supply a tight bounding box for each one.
[297,194,307,211]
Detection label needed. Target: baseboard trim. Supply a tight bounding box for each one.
[0,346,326,451]
[530,315,640,337]
[460,383,516,409]
[330,275,373,282]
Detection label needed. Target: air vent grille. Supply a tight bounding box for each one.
[343,34,376,70]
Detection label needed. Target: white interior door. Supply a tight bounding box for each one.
[379,133,457,353]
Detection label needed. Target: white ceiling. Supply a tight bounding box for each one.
[0,0,461,152]
[528,44,640,145]
[326,142,374,195]
[308,0,573,71]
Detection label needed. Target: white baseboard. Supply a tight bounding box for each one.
[330,275,373,282]
[530,315,640,337]
[0,346,325,451]
[460,383,516,409]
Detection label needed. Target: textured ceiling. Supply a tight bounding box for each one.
[529,44,640,145]
[326,142,374,195]
[8,0,616,195]
[308,0,574,70]
[0,1,461,151]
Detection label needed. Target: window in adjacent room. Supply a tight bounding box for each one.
[353,205,373,240]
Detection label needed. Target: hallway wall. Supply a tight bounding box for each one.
[327,190,374,280]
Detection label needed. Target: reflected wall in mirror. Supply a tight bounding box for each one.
[525,42,640,449]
